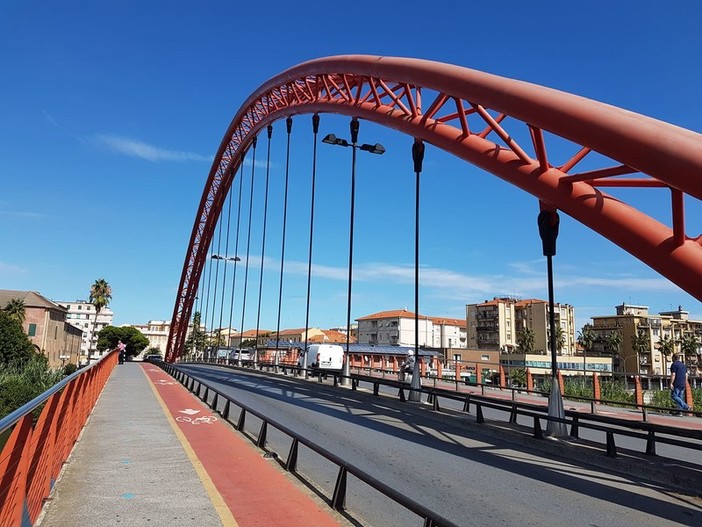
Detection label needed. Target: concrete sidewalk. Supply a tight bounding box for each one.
[37,362,343,527]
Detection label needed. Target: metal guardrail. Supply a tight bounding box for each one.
[0,351,118,527]
[192,359,702,461]
[159,362,460,527]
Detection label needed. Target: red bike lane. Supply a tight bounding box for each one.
[140,363,342,527]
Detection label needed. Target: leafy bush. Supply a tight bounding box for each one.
[0,355,65,420]
[63,363,78,376]
[650,387,702,410]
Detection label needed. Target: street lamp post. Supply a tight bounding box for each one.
[538,209,568,438]
[322,119,385,387]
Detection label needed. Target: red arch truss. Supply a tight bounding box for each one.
[166,55,702,362]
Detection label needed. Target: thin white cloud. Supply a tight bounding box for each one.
[0,261,28,274]
[94,134,211,162]
[0,210,46,219]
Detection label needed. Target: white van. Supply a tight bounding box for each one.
[307,344,344,372]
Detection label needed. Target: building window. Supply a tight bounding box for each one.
[28,324,37,337]
[78,305,82,310]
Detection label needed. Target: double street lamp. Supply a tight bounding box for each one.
[211,254,241,262]
[322,119,385,386]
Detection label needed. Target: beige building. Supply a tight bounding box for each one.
[0,290,83,369]
[58,300,114,363]
[356,309,467,349]
[466,297,576,355]
[591,304,702,375]
[129,320,171,357]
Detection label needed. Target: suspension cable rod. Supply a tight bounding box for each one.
[239,137,257,364]
[275,118,293,357]
[255,125,273,359]
[303,114,320,363]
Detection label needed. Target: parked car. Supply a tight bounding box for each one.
[144,354,162,362]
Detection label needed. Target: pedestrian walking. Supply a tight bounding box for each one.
[669,353,692,415]
[117,340,126,365]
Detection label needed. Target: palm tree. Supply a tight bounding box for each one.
[605,331,622,356]
[679,333,699,360]
[577,324,595,373]
[656,335,674,374]
[516,328,535,354]
[629,328,650,374]
[88,278,112,363]
[3,298,26,325]
[548,326,566,354]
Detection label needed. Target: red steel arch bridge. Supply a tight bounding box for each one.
[165,54,702,363]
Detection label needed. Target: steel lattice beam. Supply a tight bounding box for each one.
[166,55,702,362]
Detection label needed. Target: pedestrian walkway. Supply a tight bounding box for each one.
[37,362,343,527]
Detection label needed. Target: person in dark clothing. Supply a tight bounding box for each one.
[669,354,692,414]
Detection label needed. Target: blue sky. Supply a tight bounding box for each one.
[2,1,701,334]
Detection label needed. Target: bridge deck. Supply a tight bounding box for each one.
[37,362,343,527]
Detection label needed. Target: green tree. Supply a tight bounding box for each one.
[184,311,208,358]
[89,278,112,362]
[0,311,35,366]
[657,336,674,374]
[516,328,535,354]
[96,326,149,358]
[3,298,26,325]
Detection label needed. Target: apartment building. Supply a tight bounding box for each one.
[466,297,576,355]
[356,309,467,349]
[591,304,702,375]
[129,320,170,356]
[0,290,83,368]
[58,300,114,363]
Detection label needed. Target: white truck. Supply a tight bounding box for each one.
[307,344,344,373]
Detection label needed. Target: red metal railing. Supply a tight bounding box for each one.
[0,351,118,526]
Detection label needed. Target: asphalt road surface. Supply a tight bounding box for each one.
[177,364,702,527]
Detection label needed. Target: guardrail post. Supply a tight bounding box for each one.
[373,383,379,396]
[606,431,617,457]
[331,466,348,511]
[211,392,219,412]
[237,409,246,431]
[569,414,579,438]
[203,387,209,404]
[221,400,230,420]
[285,438,299,473]
[645,431,657,456]
[257,421,268,448]
[462,394,471,413]
[533,416,543,439]
[476,403,484,424]
[351,378,357,391]
[399,386,406,402]
[333,374,339,387]
[509,403,517,424]
[432,394,440,412]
